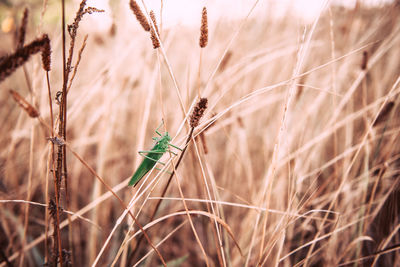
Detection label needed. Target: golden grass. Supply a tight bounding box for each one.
[0,1,400,266]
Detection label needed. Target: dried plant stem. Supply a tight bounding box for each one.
[137,0,187,121]
[51,169,63,267]
[50,0,67,264]
[45,73,54,135]
[196,50,203,98]
[44,63,53,264]
[66,145,167,266]
[44,145,52,264]
[67,35,88,93]
[18,124,34,267]
[191,137,226,266]
[171,157,210,266]
[305,76,400,266]
[159,0,164,33]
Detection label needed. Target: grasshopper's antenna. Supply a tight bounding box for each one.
[155,119,164,136]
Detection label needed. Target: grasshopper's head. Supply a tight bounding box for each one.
[158,132,171,147]
[164,132,172,143]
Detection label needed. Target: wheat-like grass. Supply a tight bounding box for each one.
[1,1,400,267]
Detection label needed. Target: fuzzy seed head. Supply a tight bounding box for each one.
[149,11,160,49]
[0,35,49,82]
[41,34,51,71]
[190,97,208,128]
[199,7,208,48]
[17,7,29,49]
[129,0,150,32]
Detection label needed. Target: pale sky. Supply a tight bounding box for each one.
[83,0,394,33]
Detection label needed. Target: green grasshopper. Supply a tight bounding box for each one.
[128,123,182,187]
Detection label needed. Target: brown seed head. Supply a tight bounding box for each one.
[41,34,51,71]
[149,11,160,49]
[0,35,49,83]
[9,89,39,118]
[129,0,150,32]
[17,7,29,49]
[68,0,87,38]
[199,7,208,48]
[361,50,368,70]
[190,97,208,128]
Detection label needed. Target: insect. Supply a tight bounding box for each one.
[128,123,182,187]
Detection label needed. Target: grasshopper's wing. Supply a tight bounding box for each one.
[128,150,164,187]
[128,157,155,186]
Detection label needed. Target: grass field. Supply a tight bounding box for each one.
[0,0,400,266]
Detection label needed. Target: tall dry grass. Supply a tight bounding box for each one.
[0,1,400,266]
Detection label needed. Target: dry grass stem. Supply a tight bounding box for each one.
[361,50,368,70]
[374,101,395,126]
[67,34,88,92]
[1,2,400,266]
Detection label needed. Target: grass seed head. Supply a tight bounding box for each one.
[149,10,160,49]
[129,0,150,32]
[17,7,29,49]
[190,97,208,128]
[41,34,51,71]
[199,7,208,48]
[0,35,49,83]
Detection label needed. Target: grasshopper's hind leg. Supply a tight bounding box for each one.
[138,150,167,165]
[168,143,183,151]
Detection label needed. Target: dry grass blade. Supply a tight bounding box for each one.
[2,2,400,266]
[127,210,243,258]
[17,7,29,49]
[67,34,87,92]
